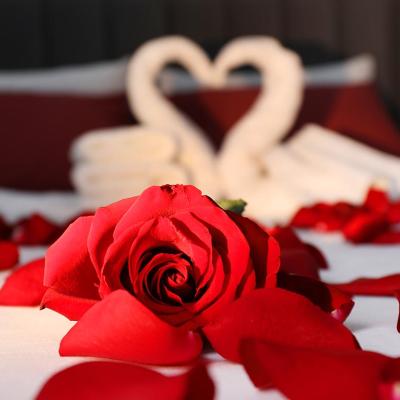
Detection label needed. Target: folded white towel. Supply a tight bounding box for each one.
[72,161,189,208]
[263,144,373,203]
[71,125,191,207]
[71,126,178,165]
[250,124,400,223]
[288,124,400,193]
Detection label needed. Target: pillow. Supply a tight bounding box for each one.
[159,54,375,94]
[1,82,399,191]
[0,58,128,95]
[0,54,374,95]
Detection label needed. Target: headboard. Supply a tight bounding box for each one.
[1,0,400,108]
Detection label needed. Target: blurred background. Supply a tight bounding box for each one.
[1,0,400,223]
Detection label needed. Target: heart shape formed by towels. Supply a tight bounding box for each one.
[126,36,304,206]
[126,36,303,157]
[72,36,304,215]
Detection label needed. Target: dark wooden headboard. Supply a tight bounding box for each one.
[1,0,400,108]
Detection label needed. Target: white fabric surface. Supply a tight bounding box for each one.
[1,191,400,399]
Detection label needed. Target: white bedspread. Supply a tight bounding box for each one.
[1,189,399,399]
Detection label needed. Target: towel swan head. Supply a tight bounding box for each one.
[126,36,223,133]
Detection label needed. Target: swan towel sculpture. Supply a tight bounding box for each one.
[71,35,400,222]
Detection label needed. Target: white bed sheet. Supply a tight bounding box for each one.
[1,189,399,399]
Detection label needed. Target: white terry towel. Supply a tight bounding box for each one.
[71,125,191,208]
[288,124,400,193]
[126,36,222,199]
[72,160,189,209]
[252,124,400,223]
[71,126,178,165]
[214,37,305,222]
[263,142,374,203]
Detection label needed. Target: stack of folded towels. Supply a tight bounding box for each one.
[71,126,188,208]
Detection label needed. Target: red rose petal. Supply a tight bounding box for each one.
[373,231,400,244]
[0,258,45,306]
[60,290,203,365]
[35,362,214,400]
[0,241,19,270]
[45,216,100,301]
[290,202,357,232]
[304,243,328,269]
[114,185,214,238]
[12,213,62,245]
[240,340,396,399]
[202,288,358,362]
[41,288,98,320]
[87,197,136,272]
[269,226,327,279]
[388,202,400,223]
[331,274,400,296]
[363,187,390,214]
[395,292,400,333]
[277,272,354,322]
[343,213,389,243]
[228,212,281,288]
[0,216,11,239]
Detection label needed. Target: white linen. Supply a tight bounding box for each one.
[0,188,82,224]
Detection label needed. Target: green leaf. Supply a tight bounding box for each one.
[217,199,247,215]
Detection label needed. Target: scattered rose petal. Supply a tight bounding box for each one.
[35,362,214,400]
[289,187,400,245]
[394,291,400,333]
[277,272,354,322]
[240,339,400,400]
[363,187,390,214]
[60,290,203,365]
[373,231,400,244]
[343,213,389,243]
[331,274,400,296]
[290,202,357,232]
[269,226,327,279]
[0,241,19,270]
[0,258,45,305]
[202,288,358,362]
[0,216,11,239]
[12,214,62,245]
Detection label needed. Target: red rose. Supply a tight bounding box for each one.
[42,184,280,364]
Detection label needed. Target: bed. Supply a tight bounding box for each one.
[1,1,400,399]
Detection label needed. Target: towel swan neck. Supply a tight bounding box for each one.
[126,36,222,198]
[126,36,220,134]
[215,37,304,195]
